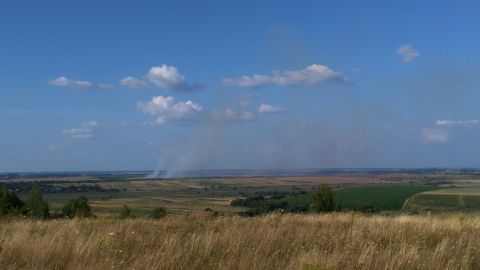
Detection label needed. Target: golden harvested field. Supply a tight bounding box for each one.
[1,212,480,270]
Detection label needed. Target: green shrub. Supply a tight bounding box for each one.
[24,185,49,219]
[119,205,133,219]
[149,207,167,219]
[62,196,93,218]
[0,187,24,215]
[230,196,265,207]
[311,186,340,212]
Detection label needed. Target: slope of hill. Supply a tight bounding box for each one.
[1,213,479,269]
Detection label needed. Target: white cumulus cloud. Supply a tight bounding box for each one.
[436,119,480,126]
[62,121,100,139]
[98,83,114,89]
[421,128,448,144]
[138,96,204,125]
[138,96,258,125]
[211,108,237,122]
[222,75,271,88]
[49,76,94,89]
[146,65,204,92]
[120,76,148,89]
[221,64,350,88]
[49,76,113,90]
[397,44,420,63]
[241,111,257,121]
[211,108,257,122]
[258,104,285,113]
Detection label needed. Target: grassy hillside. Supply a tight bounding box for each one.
[1,213,480,269]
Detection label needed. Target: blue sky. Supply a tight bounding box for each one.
[2,1,480,172]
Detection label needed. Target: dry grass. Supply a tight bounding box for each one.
[1,213,480,269]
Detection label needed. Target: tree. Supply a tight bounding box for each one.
[24,185,49,219]
[149,207,167,219]
[119,205,132,219]
[311,186,340,212]
[62,196,92,218]
[0,186,24,215]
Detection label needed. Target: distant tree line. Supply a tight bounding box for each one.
[0,185,167,220]
[231,186,340,216]
[3,182,119,193]
[0,185,92,219]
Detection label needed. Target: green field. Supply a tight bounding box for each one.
[335,185,437,211]
[272,185,438,212]
[405,187,480,212]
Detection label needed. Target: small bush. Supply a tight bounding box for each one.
[62,196,93,218]
[0,187,24,216]
[119,205,133,219]
[311,186,340,212]
[149,207,167,219]
[230,196,265,208]
[24,185,49,219]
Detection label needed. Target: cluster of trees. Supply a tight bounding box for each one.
[0,185,92,219]
[231,191,308,208]
[0,185,167,219]
[232,186,340,216]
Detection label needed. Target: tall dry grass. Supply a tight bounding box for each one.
[1,212,480,269]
